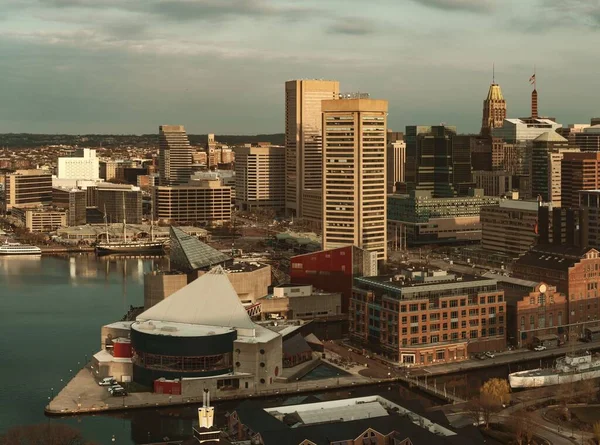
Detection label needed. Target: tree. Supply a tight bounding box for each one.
[577,378,598,404]
[481,378,511,406]
[0,423,97,445]
[593,421,600,445]
[478,378,511,429]
[510,411,537,445]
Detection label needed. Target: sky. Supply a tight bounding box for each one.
[0,0,599,135]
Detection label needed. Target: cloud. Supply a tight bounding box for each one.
[410,0,495,13]
[329,18,376,36]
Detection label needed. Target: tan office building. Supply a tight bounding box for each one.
[95,184,143,224]
[153,179,231,225]
[159,125,193,186]
[2,169,52,211]
[11,207,67,232]
[285,79,339,220]
[322,98,388,261]
[235,145,285,212]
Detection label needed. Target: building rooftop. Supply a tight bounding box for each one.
[132,319,234,338]
[534,131,568,143]
[482,272,538,289]
[514,245,596,272]
[137,266,256,332]
[232,396,479,445]
[486,83,504,101]
[170,226,231,272]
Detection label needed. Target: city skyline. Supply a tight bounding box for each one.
[1,0,599,134]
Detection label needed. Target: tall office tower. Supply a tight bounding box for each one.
[481,81,507,137]
[95,183,143,224]
[531,131,569,201]
[284,80,340,219]
[235,145,285,212]
[159,125,193,186]
[561,152,600,209]
[57,148,100,180]
[386,139,406,194]
[322,98,388,261]
[404,126,473,197]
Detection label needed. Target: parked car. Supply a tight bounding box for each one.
[485,351,495,359]
[98,377,116,386]
[475,353,487,360]
[534,345,547,351]
[108,385,124,394]
[111,388,128,397]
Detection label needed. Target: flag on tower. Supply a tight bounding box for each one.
[529,74,536,84]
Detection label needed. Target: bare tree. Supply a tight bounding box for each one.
[510,411,538,445]
[0,423,97,445]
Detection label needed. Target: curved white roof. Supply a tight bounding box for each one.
[137,266,255,331]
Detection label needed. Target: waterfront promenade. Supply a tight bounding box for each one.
[46,363,376,416]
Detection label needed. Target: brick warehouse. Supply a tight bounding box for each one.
[350,267,506,366]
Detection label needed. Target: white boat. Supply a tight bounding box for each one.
[509,351,600,389]
[0,242,42,256]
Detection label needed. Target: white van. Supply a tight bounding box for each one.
[98,377,115,386]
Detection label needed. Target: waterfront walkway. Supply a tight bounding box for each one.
[46,364,377,416]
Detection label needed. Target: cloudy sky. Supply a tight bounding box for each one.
[1,0,598,134]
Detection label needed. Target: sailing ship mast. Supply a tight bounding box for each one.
[122,193,127,244]
[104,204,110,243]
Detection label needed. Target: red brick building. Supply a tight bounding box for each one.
[513,246,600,336]
[350,268,506,366]
[506,282,568,348]
[290,245,378,313]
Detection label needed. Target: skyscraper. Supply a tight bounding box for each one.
[322,98,388,261]
[561,152,600,209]
[481,81,506,137]
[404,125,473,197]
[159,125,193,186]
[284,80,340,219]
[531,131,569,201]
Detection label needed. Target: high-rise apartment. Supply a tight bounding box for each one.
[284,80,340,219]
[321,98,388,261]
[57,148,100,181]
[2,169,52,212]
[235,145,285,212]
[481,82,507,137]
[159,125,193,186]
[561,152,600,209]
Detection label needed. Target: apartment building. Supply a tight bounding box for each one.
[350,268,506,365]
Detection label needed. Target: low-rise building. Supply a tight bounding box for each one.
[52,187,87,226]
[387,189,500,246]
[513,245,600,336]
[259,284,342,320]
[228,395,485,445]
[290,245,378,313]
[351,267,506,365]
[11,206,67,232]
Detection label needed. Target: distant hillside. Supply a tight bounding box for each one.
[0,133,285,148]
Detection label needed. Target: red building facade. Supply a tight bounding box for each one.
[290,245,377,313]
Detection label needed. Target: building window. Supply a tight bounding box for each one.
[436,350,445,360]
[470,330,478,339]
[431,335,439,343]
[402,316,407,324]
[450,300,458,308]
[487,296,496,304]
[409,304,418,312]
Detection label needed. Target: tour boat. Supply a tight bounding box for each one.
[0,242,42,256]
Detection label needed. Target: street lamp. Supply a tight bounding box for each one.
[51,387,54,398]
[111,435,116,442]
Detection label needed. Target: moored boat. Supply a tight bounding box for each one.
[0,242,42,256]
[509,351,600,389]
